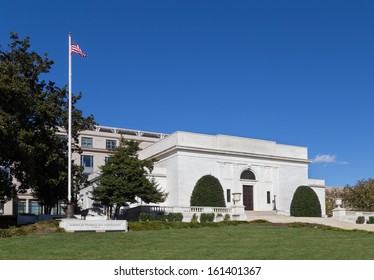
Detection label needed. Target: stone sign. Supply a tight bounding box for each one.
[59,219,128,232]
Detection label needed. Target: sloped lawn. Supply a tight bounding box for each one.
[1,221,374,260]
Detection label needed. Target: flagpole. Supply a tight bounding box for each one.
[67,32,73,217]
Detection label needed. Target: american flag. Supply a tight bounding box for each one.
[71,44,87,58]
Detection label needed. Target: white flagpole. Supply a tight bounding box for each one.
[68,32,72,209]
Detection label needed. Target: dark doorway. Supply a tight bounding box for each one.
[243,185,253,210]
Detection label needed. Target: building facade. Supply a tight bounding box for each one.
[1,126,166,215]
[1,126,326,216]
[138,131,326,215]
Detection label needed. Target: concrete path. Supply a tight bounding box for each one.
[245,211,374,232]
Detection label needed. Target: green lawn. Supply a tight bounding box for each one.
[1,224,374,260]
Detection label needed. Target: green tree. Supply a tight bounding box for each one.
[0,33,95,213]
[342,179,374,211]
[92,138,167,218]
[290,186,321,217]
[190,175,226,207]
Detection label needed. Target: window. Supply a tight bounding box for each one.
[81,137,93,148]
[267,191,271,204]
[106,139,117,150]
[104,156,112,164]
[29,200,42,215]
[17,199,26,214]
[227,189,231,203]
[240,169,256,180]
[80,155,94,174]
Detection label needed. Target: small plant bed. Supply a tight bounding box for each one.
[128,220,245,231]
[248,219,271,224]
[0,220,63,239]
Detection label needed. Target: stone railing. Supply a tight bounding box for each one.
[150,206,232,214]
[146,205,246,222]
[333,206,374,224]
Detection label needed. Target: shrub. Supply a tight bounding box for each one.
[128,220,245,231]
[156,212,166,221]
[200,213,215,223]
[190,175,226,207]
[0,229,12,238]
[356,216,365,224]
[167,213,183,222]
[148,212,155,221]
[249,219,270,224]
[368,216,374,224]
[139,212,148,222]
[191,213,199,223]
[224,214,231,221]
[0,220,63,239]
[290,186,322,217]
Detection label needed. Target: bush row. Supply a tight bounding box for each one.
[139,212,183,222]
[198,213,231,223]
[356,216,374,224]
[129,220,244,231]
[139,212,231,223]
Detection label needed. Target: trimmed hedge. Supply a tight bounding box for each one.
[190,175,226,207]
[139,212,183,222]
[356,216,365,224]
[290,186,322,217]
[200,213,215,223]
[167,213,183,222]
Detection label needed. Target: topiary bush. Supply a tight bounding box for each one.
[148,212,155,221]
[166,212,183,222]
[200,213,215,223]
[290,186,322,217]
[368,216,374,224]
[139,212,148,222]
[156,212,166,221]
[191,213,199,223]
[356,216,365,224]
[190,175,226,207]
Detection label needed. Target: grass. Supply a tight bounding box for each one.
[1,221,374,260]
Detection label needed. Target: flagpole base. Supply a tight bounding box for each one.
[65,203,75,218]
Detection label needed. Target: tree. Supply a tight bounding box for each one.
[92,138,167,218]
[190,175,226,207]
[341,179,374,211]
[290,186,321,217]
[0,33,95,213]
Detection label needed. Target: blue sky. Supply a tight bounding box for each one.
[1,0,374,187]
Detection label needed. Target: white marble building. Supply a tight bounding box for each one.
[139,131,326,215]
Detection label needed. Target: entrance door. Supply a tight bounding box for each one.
[243,185,253,210]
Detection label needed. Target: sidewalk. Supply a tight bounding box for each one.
[245,211,374,232]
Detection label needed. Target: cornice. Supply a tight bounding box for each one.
[145,144,311,164]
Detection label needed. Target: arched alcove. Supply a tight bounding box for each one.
[240,169,256,180]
